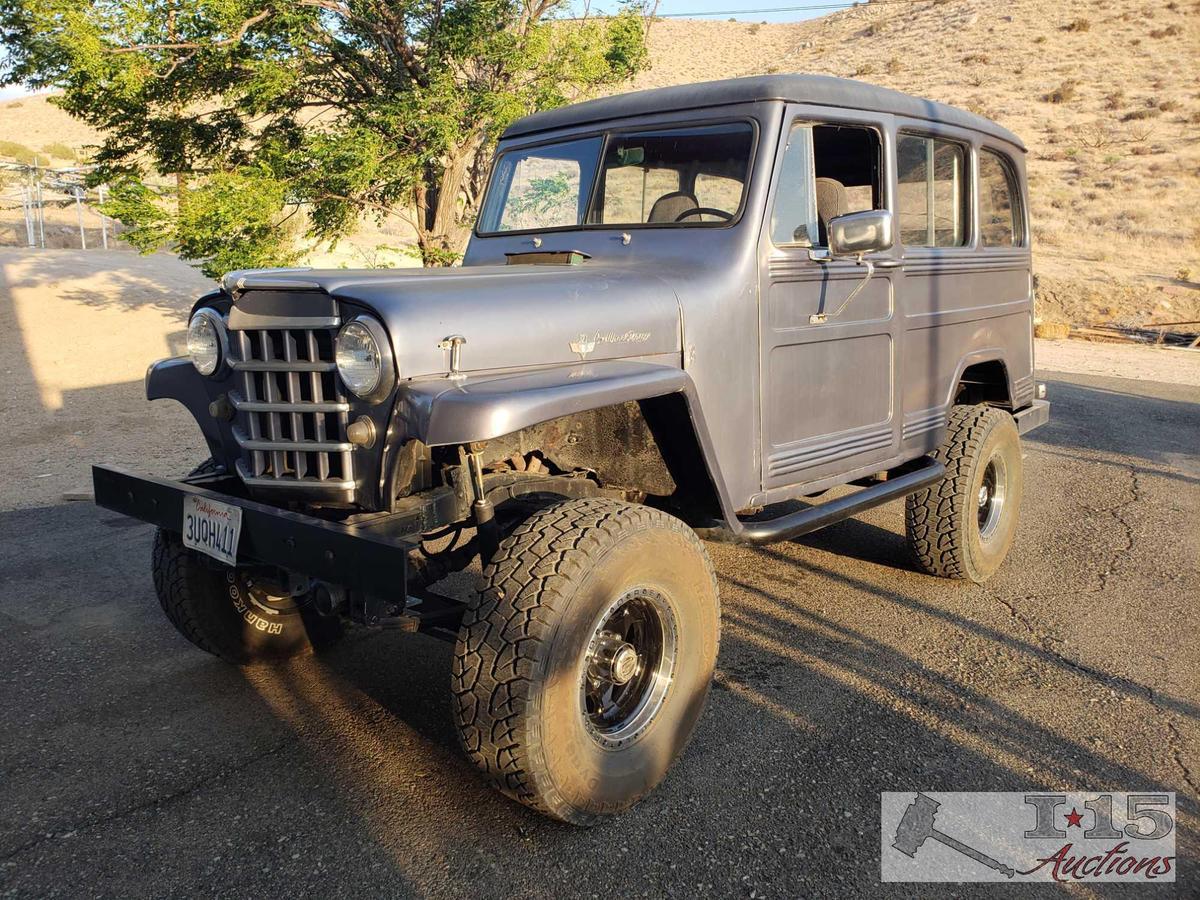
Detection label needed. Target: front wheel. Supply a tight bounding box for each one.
[905,404,1023,583]
[452,498,720,824]
[151,529,344,664]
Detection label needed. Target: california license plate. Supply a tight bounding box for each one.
[182,495,242,567]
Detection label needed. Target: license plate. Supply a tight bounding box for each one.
[182,494,242,566]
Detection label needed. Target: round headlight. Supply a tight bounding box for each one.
[187,309,223,376]
[336,318,392,400]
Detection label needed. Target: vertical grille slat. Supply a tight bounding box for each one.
[307,331,331,481]
[235,329,267,477]
[226,310,353,492]
[258,329,288,479]
[281,331,307,480]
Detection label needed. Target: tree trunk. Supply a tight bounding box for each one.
[415,140,485,266]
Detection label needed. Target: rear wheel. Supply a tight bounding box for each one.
[452,498,720,824]
[905,404,1023,583]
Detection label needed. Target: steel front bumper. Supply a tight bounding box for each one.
[92,465,410,596]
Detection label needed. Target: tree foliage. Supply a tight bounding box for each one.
[1,1,653,274]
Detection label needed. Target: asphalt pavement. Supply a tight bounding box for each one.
[1,370,1197,898]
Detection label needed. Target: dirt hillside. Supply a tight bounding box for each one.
[1,0,1197,326]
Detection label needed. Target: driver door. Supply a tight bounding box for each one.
[758,106,902,493]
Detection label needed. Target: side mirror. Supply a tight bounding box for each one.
[828,209,894,258]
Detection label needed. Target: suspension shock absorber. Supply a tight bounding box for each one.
[463,442,500,564]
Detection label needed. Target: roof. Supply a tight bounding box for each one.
[502,74,1025,150]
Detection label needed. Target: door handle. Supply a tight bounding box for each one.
[874,259,904,269]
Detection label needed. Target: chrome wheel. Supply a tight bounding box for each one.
[977,455,1007,541]
[580,587,678,749]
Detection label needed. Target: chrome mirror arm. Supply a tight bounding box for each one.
[808,253,875,325]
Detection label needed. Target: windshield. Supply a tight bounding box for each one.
[478,122,754,235]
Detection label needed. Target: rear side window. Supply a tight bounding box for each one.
[897,135,968,247]
[979,149,1023,247]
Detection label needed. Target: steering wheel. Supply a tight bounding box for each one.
[674,207,734,222]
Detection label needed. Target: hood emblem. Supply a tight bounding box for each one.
[570,330,651,360]
[570,336,597,359]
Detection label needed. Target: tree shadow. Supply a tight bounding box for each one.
[0,246,212,317]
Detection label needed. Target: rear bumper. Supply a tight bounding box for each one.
[1014,399,1050,435]
[92,465,410,596]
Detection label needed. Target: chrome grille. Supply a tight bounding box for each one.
[227,319,355,491]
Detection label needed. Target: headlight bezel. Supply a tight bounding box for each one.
[335,315,395,403]
[187,307,228,377]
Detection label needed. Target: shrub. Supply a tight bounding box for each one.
[41,142,76,161]
[853,63,876,77]
[1122,108,1160,121]
[1042,80,1078,103]
[1063,18,1091,32]
[1103,90,1125,110]
[0,140,37,164]
[1158,99,1180,112]
[1033,35,1047,44]
[1149,25,1182,37]
[886,56,902,74]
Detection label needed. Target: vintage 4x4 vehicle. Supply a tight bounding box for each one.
[95,75,1048,824]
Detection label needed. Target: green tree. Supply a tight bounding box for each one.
[1,1,654,274]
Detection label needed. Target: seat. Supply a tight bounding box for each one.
[815,177,848,245]
[647,191,699,224]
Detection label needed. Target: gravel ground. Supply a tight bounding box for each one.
[0,369,1196,898]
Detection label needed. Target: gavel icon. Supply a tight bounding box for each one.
[892,793,1015,878]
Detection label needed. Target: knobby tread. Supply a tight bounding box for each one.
[152,528,233,660]
[451,497,718,824]
[904,404,1008,579]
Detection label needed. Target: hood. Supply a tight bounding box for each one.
[224,263,683,379]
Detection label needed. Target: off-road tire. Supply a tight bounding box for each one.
[452,497,720,825]
[186,458,225,478]
[905,404,1023,583]
[150,459,343,664]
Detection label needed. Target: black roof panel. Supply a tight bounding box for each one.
[503,74,1024,150]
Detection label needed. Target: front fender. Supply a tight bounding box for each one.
[396,359,689,447]
[393,358,741,527]
[146,356,228,464]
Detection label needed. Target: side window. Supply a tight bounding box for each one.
[897,134,968,247]
[770,121,882,247]
[979,149,1023,247]
[770,123,818,246]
